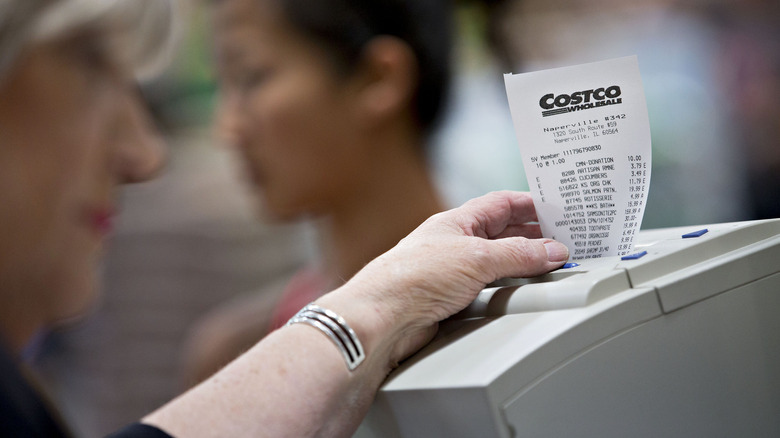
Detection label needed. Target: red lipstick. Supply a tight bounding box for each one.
[88,208,116,235]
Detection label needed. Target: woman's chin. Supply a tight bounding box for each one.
[48,268,102,327]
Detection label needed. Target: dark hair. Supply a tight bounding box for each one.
[275,0,453,136]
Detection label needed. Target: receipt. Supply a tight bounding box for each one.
[504,56,651,259]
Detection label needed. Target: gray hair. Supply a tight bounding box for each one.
[0,0,180,83]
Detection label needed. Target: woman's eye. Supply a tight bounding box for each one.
[69,37,120,76]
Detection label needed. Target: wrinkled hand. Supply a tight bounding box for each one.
[339,191,569,366]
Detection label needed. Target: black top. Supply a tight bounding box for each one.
[0,343,172,438]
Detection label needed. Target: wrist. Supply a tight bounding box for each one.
[313,281,409,374]
[286,304,366,370]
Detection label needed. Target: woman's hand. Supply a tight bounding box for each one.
[319,191,569,369]
[144,191,568,438]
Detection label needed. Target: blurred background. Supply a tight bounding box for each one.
[30,0,779,436]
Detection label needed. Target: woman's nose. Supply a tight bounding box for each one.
[114,90,167,184]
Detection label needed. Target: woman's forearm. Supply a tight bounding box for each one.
[141,191,569,437]
[143,282,400,438]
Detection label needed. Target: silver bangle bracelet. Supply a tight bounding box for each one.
[286,303,365,371]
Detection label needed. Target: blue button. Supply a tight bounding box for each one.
[561,262,580,269]
[621,250,648,260]
[682,228,709,238]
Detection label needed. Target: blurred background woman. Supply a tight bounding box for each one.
[181,0,455,385]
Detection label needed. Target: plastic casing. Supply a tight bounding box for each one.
[354,219,780,438]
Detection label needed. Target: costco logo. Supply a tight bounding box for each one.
[539,86,622,117]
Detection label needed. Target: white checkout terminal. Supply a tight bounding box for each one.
[355,218,780,437]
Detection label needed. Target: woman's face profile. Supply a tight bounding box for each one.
[213,0,374,221]
[0,28,164,333]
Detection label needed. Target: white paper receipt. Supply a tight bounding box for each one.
[504,56,651,259]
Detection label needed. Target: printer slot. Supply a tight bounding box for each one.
[488,270,581,288]
[456,268,631,318]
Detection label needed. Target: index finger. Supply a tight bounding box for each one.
[459,191,539,239]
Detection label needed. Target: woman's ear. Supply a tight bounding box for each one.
[349,36,418,128]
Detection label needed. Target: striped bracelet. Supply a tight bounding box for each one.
[286,303,365,371]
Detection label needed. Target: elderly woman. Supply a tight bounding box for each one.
[0,0,569,437]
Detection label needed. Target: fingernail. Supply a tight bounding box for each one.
[544,242,569,262]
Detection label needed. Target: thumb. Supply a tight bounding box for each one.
[487,237,569,280]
